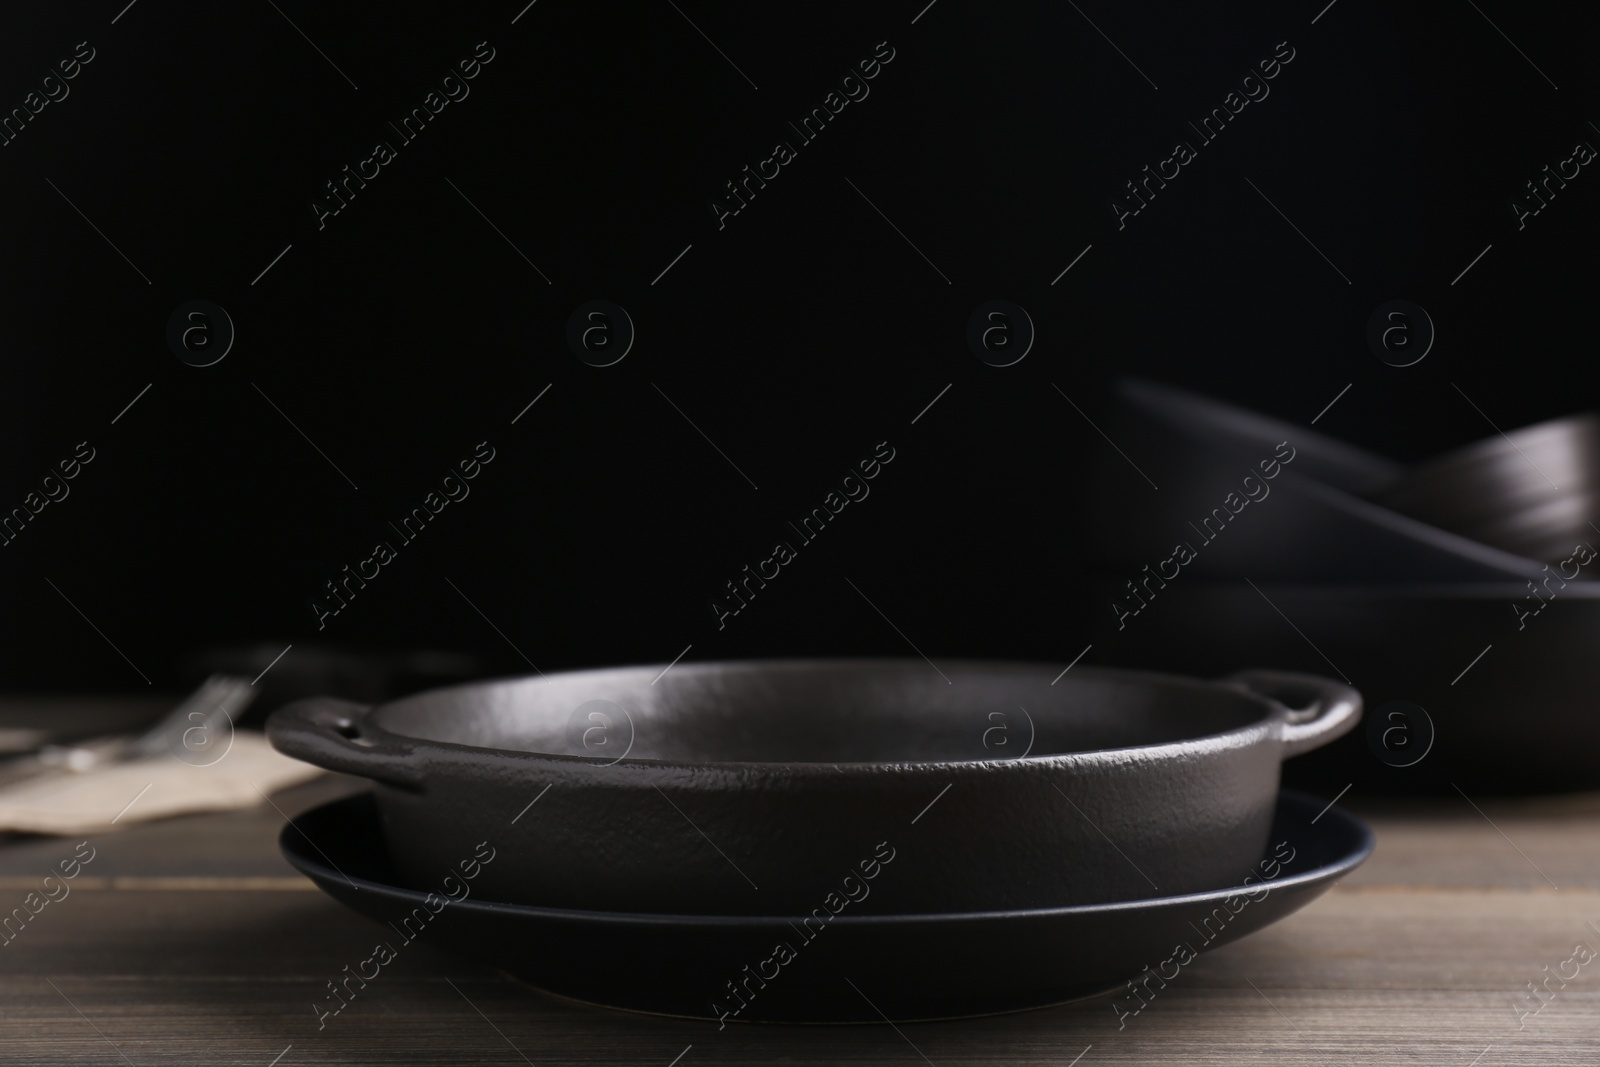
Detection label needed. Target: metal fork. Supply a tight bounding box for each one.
[0,675,256,787]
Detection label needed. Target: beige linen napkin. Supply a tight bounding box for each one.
[0,731,322,835]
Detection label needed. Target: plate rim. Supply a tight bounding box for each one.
[281,788,1373,928]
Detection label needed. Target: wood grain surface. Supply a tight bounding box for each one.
[2,773,1598,1065]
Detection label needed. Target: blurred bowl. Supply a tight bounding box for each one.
[1368,414,1600,564]
[267,659,1359,915]
[1089,579,1600,794]
[1093,380,1546,583]
[1116,378,1402,493]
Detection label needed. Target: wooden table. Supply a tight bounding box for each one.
[2,773,1598,1066]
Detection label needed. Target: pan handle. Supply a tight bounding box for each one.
[266,697,426,791]
[1224,669,1363,759]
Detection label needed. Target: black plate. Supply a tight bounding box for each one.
[281,790,1372,1023]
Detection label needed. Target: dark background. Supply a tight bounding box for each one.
[1,0,1593,694]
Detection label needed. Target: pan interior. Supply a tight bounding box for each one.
[373,661,1269,764]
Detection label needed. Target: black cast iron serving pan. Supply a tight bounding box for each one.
[266,660,1360,915]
